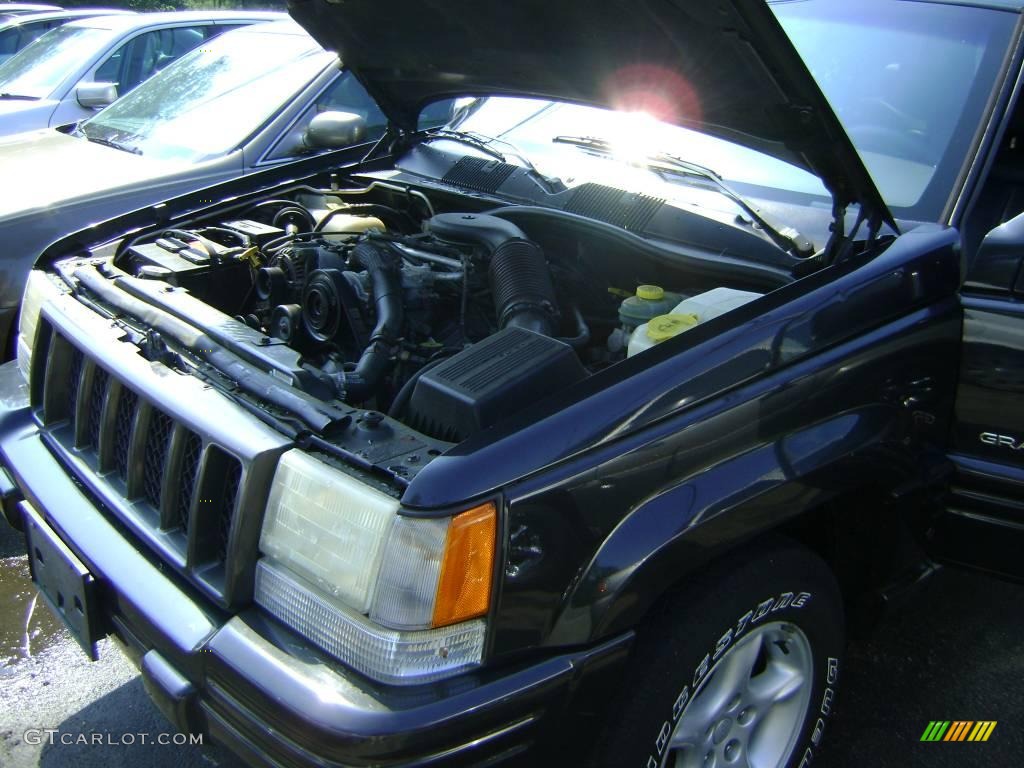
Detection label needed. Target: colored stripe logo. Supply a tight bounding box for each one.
[921,721,997,742]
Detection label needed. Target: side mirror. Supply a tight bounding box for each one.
[303,111,366,150]
[76,82,118,109]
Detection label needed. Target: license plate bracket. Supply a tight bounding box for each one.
[22,503,102,660]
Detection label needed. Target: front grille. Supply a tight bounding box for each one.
[35,326,252,601]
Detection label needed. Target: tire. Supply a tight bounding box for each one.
[592,536,845,768]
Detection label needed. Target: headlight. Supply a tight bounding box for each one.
[259,449,397,613]
[16,270,49,382]
[256,449,498,684]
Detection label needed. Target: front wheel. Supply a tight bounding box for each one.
[593,537,845,768]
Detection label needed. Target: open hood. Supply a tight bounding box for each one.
[288,0,894,229]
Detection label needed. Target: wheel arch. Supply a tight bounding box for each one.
[547,466,916,646]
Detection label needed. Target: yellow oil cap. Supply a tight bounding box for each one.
[647,313,699,342]
[636,284,664,301]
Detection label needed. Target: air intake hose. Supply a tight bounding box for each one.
[426,213,558,335]
[342,242,403,402]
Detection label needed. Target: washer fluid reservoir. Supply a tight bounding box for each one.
[627,287,763,357]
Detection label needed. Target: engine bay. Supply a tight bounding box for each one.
[62,178,790,470]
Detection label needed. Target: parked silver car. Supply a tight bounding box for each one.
[0,8,134,64]
[0,19,399,353]
[0,4,61,20]
[0,10,285,135]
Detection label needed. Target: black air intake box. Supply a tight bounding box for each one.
[406,327,586,442]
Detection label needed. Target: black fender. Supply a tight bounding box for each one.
[546,407,905,645]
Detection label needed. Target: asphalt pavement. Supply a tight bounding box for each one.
[1,520,1021,767]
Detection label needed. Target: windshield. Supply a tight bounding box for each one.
[772,0,1016,222]
[80,29,333,162]
[448,97,831,219]
[0,23,111,99]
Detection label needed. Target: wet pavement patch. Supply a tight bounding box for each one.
[1,524,65,675]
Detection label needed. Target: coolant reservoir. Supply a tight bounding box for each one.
[627,287,763,357]
[310,210,385,234]
[618,285,683,329]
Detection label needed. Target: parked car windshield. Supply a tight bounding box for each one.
[80,28,333,162]
[771,0,1016,223]
[0,23,112,99]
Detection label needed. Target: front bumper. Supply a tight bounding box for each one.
[0,360,631,766]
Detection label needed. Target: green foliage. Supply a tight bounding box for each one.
[57,0,288,10]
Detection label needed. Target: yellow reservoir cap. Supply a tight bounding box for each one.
[636,284,665,301]
[646,313,699,342]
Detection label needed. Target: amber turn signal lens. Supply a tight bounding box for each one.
[431,502,497,628]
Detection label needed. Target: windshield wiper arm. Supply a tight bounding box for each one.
[0,92,37,100]
[422,128,508,162]
[421,128,562,193]
[553,134,814,257]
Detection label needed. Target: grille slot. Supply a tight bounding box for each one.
[85,367,109,451]
[143,410,174,510]
[113,389,138,481]
[177,432,203,533]
[564,183,664,231]
[217,458,243,563]
[66,347,84,420]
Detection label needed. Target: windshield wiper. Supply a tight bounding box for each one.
[0,92,37,100]
[82,132,142,156]
[424,128,508,163]
[419,128,562,193]
[553,134,814,257]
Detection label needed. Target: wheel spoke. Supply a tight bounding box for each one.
[670,744,709,768]
[746,636,806,707]
[747,690,807,768]
[669,721,706,749]
[682,633,765,729]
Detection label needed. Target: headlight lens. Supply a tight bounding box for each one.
[16,270,49,382]
[256,450,498,684]
[259,449,397,613]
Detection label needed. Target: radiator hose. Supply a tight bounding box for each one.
[341,241,403,402]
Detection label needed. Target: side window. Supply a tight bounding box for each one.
[962,105,1024,278]
[0,20,51,58]
[0,27,18,57]
[93,26,208,95]
[418,98,457,130]
[20,19,54,46]
[205,24,247,38]
[267,72,388,161]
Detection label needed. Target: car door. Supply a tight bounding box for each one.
[48,23,214,126]
[932,147,1024,580]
